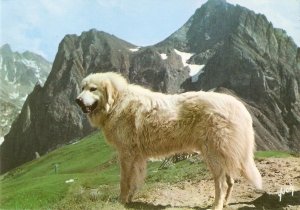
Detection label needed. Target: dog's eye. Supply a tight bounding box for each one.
[81,87,84,91]
[90,87,97,92]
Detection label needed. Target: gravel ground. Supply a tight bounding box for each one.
[133,157,300,210]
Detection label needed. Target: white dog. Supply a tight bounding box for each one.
[76,72,262,210]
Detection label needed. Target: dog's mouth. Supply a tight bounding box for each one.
[80,102,98,114]
[76,98,98,114]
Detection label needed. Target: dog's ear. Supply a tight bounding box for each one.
[101,80,116,113]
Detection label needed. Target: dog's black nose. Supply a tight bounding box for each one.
[76,98,84,107]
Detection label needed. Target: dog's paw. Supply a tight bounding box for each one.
[119,194,133,204]
[119,196,128,204]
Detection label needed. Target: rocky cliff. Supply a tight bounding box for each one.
[156,0,300,151]
[0,44,51,143]
[1,0,299,173]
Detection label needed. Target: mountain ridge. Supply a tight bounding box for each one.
[0,44,52,145]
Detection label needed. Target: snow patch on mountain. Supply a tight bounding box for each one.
[21,58,44,83]
[0,118,8,127]
[205,33,211,40]
[129,47,140,52]
[189,65,205,82]
[160,53,168,60]
[9,92,19,99]
[174,49,205,82]
[174,49,193,64]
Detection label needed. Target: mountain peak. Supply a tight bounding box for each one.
[0,44,13,54]
[156,0,235,52]
[206,0,227,5]
[201,0,228,10]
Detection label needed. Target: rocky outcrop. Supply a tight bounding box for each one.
[129,48,188,93]
[1,0,299,173]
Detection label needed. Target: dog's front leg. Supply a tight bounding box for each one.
[119,152,147,204]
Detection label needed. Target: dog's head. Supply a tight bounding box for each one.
[76,72,127,115]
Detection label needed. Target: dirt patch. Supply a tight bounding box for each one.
[133,157,300,209]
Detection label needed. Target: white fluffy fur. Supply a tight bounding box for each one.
[77,72,262,210]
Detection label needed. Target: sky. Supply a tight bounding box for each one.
[1,0,299,62]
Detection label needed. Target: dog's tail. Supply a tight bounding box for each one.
[241,158,263,190]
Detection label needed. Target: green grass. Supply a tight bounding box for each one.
[147,159,207,184]
[1,133,297,209]
[255,150,293,159]
[0,132,205,210]
[0,132,119,209]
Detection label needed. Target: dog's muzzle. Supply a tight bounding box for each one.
[76,98,98,114]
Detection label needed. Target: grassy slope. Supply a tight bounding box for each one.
[0,132,295,209]
[0,133,119,209]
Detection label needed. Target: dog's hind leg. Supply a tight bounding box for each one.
[224,174,234,206]
[205,158,227,210]
[119,153,147,203]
